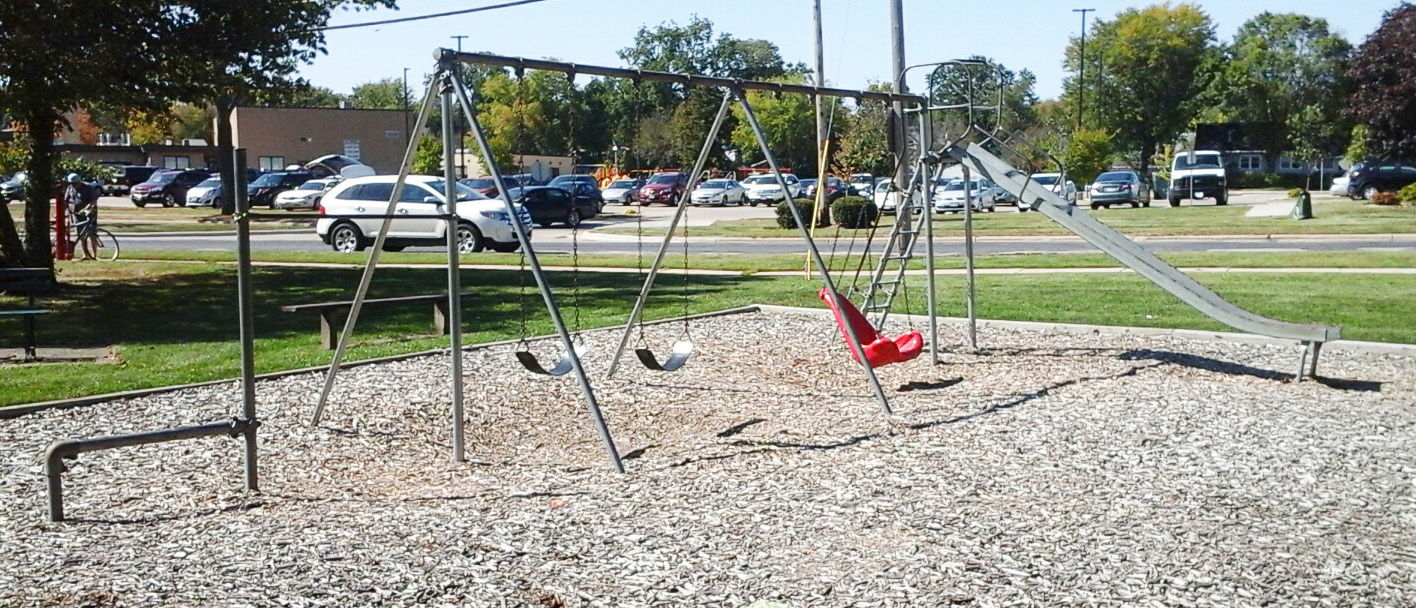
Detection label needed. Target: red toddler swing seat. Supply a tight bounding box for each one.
[818,288,924,367]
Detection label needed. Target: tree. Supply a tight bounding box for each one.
[1063,128,1116,185]
[729,77,817,175]
[1062,3,1219,177]
[0,0,395,267]
[349,78,411,110]
[254,84,346,108]
[1345,125,1369,164]
[1347,4,1416,160]
[928,56,1039,138]
[1212,12,1352,167]
[835,94,893,177]
[171,104,215,143]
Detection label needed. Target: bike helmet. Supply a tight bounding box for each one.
[65,173,82,183]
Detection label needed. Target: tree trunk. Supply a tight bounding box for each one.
[22,109,58,268]
[1138,137,1155,179]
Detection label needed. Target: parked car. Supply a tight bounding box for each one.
[1089,170,1151,209]
[932,178,996,213]
[1328,172,1350,197]
[316,175,530,254]
[1,171,27,201]
[130,168,212,207]
[849,173,875,197]
[601,178,644,205]
[274,177,340,210]
[873,178,903,213]
[510,173,542,187]
[563,181,606,213]
[247,170,316,207]
[689,179,748,206]
[459,176,523,199]
[741,173,801,205]
[1168,150,1228,206]
[1345,161,1416,200]
[512,186,600,228]
[105,165,160,196]
[1019,173,1077,210]
[636,171,691,205]
[185,177,224,207]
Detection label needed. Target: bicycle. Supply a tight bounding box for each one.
[54,206,119,261]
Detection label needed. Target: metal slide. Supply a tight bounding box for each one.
[949,142,1340,344]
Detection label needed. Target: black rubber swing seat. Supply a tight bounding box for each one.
[635,339,694,372]
[515,342,590,376]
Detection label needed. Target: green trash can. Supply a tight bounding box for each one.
[1291,190,1313,220]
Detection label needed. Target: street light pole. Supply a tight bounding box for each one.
[813,0,827,180]
[889,0,907,189]
[1073,8,1094,132]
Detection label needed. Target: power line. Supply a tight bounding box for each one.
[320,0,553,32]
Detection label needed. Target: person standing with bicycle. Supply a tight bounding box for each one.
[64,173,100,260]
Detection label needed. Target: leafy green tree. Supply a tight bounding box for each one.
[1345,125,1369,164]
[729,77,817,175]
[1211,12,1352,166]
[1063,128,1116,185]
[349,78,412,110]
[1346,4,1416,160]
[1062,3,1219,177]
[411,134,443,175]
[254,84,346,108]
[835,94,893,177]
[171,104,215,143]
[928,56,1039,137]
[0,0,394,267]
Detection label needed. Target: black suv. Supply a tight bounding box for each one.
[247,171,315,207]
[515,186,599,228]
[1347,161,1416,200]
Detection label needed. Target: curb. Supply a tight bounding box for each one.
[0,306,761,419]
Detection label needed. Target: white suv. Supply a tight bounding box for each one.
[741,173,801,205]
[316,175,531,253]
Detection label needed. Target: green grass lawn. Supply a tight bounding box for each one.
[605,198,1416,238]
[8,201,310,233]
[125,247,1416,274]
[3,260,1413,407]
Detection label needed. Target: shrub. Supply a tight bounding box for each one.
[1287,188,1304,198]
[775,197,829,229]
[1399,182,1416,204]
[831,196,879,229]
[1371,191,1401,206]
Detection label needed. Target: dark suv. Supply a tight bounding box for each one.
[129,169,212,207]
[247,171,316,207]
[105,165,160,196]
[635,171,689,205]
[1346,161,1416,200]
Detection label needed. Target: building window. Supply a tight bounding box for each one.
[1237,155,1263,172]
[1278,157,1304,172]
[259,156,285,171]
[163,156,190,169]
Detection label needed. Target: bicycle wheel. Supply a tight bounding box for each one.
[94,228,120,261]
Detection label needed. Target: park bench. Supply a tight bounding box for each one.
[281,292,474,350]
[0,267,58,362]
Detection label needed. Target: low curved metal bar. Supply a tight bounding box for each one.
[635,340,694,372]
[516,342,591,377]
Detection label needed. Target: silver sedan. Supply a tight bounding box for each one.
[689,179,748,206]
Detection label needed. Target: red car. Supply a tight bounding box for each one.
[634,172,689,205]
[459,176,522,198]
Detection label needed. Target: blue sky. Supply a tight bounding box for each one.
[303,0,1396,100]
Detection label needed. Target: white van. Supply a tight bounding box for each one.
[1168,150,1228,206]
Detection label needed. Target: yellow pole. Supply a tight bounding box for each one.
[806,140,831,277]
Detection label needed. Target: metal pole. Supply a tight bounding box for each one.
[813,0,827,179]
[1073,8,1094,131]
[890,0,908,191]
[607,91,733,377]
[311,82,439,426]
[440,81,467,463]
[961,164,978,351]
[737,90,893,415]
[234,148,257,490]
[403,68,412,148]
[447,70,624,474]
[919,115,940,365]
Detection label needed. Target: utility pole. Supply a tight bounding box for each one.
[451,35,468,176]
[402,67,411,147]
[1072,8,1094,132]
[813,0,827,182]
[890,0,907,189]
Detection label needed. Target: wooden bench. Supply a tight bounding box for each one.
[281,292,474,350]
[0,268,58,362]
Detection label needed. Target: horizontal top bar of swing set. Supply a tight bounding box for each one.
[439,49,928,105]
